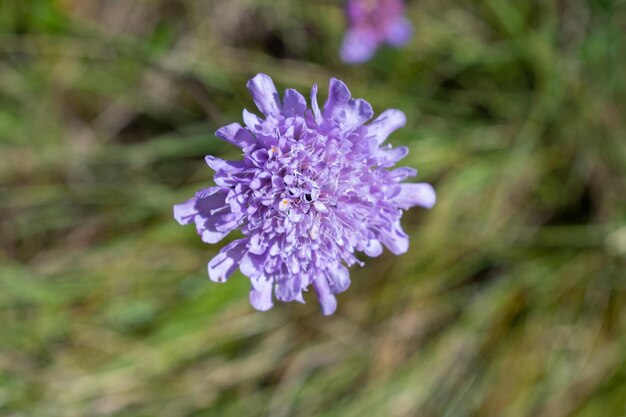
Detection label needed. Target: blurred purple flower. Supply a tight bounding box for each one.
[341,0,412,64]
[174,74,435,315]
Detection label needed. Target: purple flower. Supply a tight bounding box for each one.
[341,0,412,64]
[174,74,435,315]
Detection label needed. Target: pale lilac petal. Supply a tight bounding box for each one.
[386,17,412,46]
[388,167,417,181]
[212,212,244,232]
[247,73,281,117]
[313,276,337,316]
[193,187,227,214]
[326,265,351,293]
[196,216,232,244]
[174,188,239,244]
[379,220,409,255]
[250,279,274,311]
[377,146,409,167]
[391,183,436,209]
[324,78,352,112]
[282,89,307,117]
[239,252,266,279]
[323,78,374,130]
[173,198,197,225]
[247,234,266,255]
[294,292,305,304]
[342,98,374,130]
[242,109,263,130]
[367,109,406,145]
[247,149,269,167]
[204,156,246,172]
[310,84,322,125]
[364,239,383,257]
[275,276,303,302]
[208,239,247,282]
[215,123,255,149]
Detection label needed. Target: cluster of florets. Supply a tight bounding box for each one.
[174,74,435,315]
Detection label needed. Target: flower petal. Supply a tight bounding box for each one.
[326,265,351,293]
[388,167,417,182]
[324,78,352,111]
[247,73,282,117]
[376,146,409,167]
[378,220,410,255]
[391,183,437,209]
[275,276,304,302]
[239,251,266,279]
[323,78,374,130]
[313,276,337,316]
[250,279,274,311]
[367,109,406,145]
[196,217,232,244]
[309,84,322,125]
[204,155,246,172]
[194,191,237,242]
[173,197,198,225]
[215,122,256,149]
[208,239,247,283]
[364,239,383,257]
[243,109,263,130]
[174,188,239,244]
[282,88,307,117]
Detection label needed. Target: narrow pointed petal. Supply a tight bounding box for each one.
[215,123,255,149]
[364,239,383,257]
[388,167,417,182]
[247,73,281,117]
[379,220,410,255]
[322,78,352,119]
[368,109,406,145]
[391,183,437,209]
[243,109,263,130]
[323,79,374,130]
[196,217,231,243]
[250,280,274,311]
[282,88,307,117]
[310,84,322,124]
[239,251,266,279]
[324,78,352,113]
[204,156,246,172]
[174,188,238,244]
[173,198,198,225]
[275,276,303,302]
[376,146,409,167]
[327,265,351,293]
[208,239,247,283]
[313,276,337,316]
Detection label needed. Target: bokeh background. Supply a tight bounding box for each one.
[1,0,625,416]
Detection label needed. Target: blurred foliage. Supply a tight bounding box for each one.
[1,0,625,416]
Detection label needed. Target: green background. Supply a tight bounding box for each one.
[1,0,625,416]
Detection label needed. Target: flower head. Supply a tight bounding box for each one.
[341,0,412,64]
[174,74,435,315]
